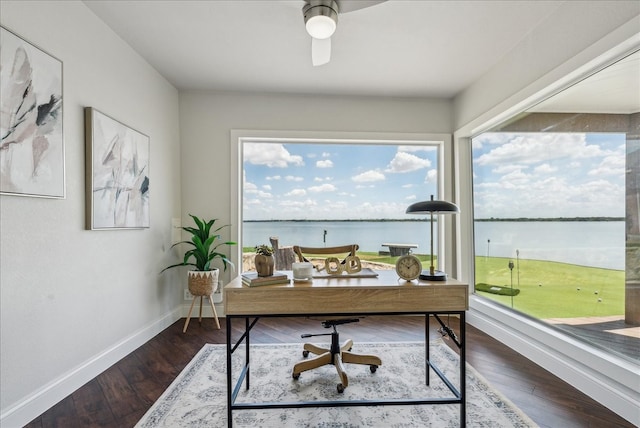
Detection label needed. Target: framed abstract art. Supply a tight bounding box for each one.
[85,107,150,230]
[0,26,64,198]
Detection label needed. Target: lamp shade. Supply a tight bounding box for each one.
[405,195,459,215]
[405,195,459,281]
[303,1,338,39]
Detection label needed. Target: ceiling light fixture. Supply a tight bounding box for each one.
[303,1,338,40]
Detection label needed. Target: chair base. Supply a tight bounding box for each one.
[292,336,381,392]
[183,295,220,332]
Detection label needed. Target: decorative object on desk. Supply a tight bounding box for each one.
[254,244,275,277]
[85,107,149,229]
[1,26,64,198]
[136,341,538,428]
[293,244,362,276]
[325,255,363,274]
[406,195,459,281]
[241,271,289,287]
[395,254,423,281]
[160,214,236,331]
[292,262,314,281]
[312,267,378,279]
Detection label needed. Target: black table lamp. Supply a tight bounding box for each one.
[405,195,460,281]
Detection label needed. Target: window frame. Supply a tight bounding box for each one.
[230,130,454,276]
[453,39,640,422]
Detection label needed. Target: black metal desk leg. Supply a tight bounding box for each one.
[460,312,466,427]
[425,313,430,385]
[226,316,233,428]
[245,317,250,390]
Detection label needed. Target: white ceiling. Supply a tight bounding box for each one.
[84,0,564,98]
[530,50,640,114]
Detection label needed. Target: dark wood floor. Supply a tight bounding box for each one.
[25,316,634,428]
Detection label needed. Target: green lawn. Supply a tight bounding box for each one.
[474,256,624,319]
[243,248,625,319]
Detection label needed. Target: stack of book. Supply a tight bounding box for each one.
[241,271,290,287]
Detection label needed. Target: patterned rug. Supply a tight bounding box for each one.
[136,341,538,427]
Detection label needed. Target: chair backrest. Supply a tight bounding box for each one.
[293,244,359,263]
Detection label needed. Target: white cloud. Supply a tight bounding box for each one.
[278,199,318,209]
[286,188,307,197]
[266,175,281,181]
[493,164,524,174]
[308,183,337,193]
[262,184,272,190]
[244,143,304,168]
[475,133,609,166]
[285,175,304,182]
[352,170,385,183]
[425,169,437,183]
[499,169,531,187]
[588,154,625,176]
[385,152,431,173]
[534,163,557,174]
[244,181,258,192]
[244,198,262,206]
[316,159,334,168]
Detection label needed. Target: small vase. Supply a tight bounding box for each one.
[255,254,275,277]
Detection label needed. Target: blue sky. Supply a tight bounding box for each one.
[472,132,626,219]
[242,132,626,221]
[243,142,440,220]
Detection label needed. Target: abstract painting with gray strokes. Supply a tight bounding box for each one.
[86,108,149,229]
[0,26,64,198]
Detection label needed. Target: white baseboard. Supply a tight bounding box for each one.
[0,307,182,428]
[467,298,640,426]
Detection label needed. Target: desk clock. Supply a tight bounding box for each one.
[395,254,422,281]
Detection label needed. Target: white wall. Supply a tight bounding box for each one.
[0,1,182,426]
[452,1,640,424]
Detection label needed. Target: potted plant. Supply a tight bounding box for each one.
[161,214,236,330]
[254,244,275,277]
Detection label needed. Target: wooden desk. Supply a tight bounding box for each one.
[225,270,469,427]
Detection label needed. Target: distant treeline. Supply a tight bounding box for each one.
[475,217,624,222]
[245,217,624,222]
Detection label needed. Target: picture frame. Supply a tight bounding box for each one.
[0,25,64,198]
[85,107,150,230]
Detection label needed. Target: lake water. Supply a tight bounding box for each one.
[243,220,625,270]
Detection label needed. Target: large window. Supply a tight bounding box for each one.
[234,134,452,274]
[470,51,639,362]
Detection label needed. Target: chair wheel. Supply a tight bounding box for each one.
[302,350,309,358]
[370,365,378,373]
[337,383,345,393]
[293,372,300,380]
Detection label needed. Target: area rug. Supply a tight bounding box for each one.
[136,341,538,427]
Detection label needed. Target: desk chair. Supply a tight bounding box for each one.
[291,245,382,393]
